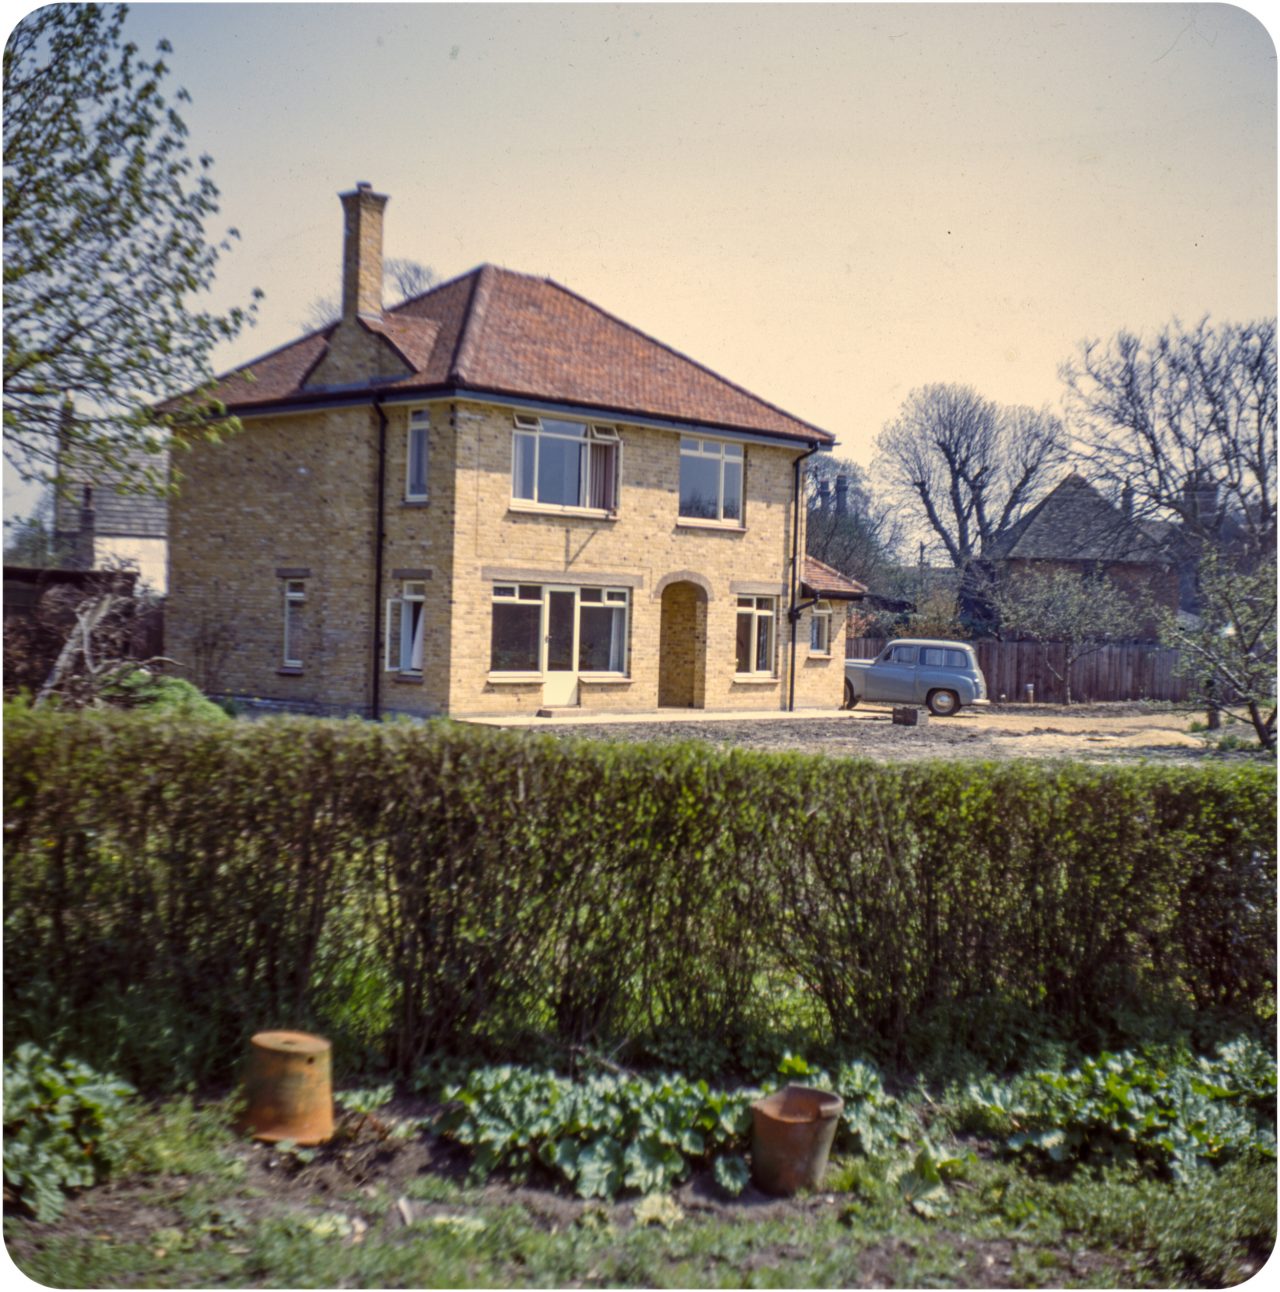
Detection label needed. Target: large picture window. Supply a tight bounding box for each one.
[512,415,619,511]
[490,584,543,672]
[679,438,743,522]
[490,584,629,674]
[735,595,776,675]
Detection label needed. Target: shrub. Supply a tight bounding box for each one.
[2,1044,135,1220]
[4,706,1274,1086]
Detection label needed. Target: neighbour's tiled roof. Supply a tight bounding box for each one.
[983,474,1172,565]
[200,265,833,444]
[801,556,867,600]
[53,451,169,540]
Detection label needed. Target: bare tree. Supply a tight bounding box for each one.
[1160,551,1277,750]
[299,258,439,332]
[1062,318,1276,559]
[874,385,1068,568]
[992,567,1133,704]
[804,456,901,587]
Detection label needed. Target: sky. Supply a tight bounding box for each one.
[4,1,1276,519]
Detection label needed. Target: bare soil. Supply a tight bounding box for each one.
[540,703,1246,765]
[8,1111,1127,1289]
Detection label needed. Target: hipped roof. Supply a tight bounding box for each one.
[202,265,833,446]
[983,474,1172,565]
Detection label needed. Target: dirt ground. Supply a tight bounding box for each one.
[534,702,1242,765]
[10,1110,1122,1289]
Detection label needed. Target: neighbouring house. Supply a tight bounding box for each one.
[52,437,170,593]
[166,183,864,718]
[979,473,1179,638]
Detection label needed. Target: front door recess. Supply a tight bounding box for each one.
[543,587,579,706]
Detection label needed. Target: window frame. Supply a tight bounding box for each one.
[384,580,427,674]
[488,582,631,677]
[679,436,745,525]
[282,578,306,669]
[405,408,430,501]
[809,601,833,656]
[510,413,621,514]
[735,595,777,677]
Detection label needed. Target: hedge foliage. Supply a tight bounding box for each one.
[4,706,1275,1087]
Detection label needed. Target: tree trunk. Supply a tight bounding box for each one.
[1247,699,1276,751]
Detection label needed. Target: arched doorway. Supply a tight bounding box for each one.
[657,578,708,708]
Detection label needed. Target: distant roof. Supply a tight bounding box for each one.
[52,454,168,540]
[802,555,867,600]
[983,474,1171,564]
[201,265,833,445]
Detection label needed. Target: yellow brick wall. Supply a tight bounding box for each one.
[167,396,846,717]
[168,406,381,713]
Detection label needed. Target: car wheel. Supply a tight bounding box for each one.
[927,689,960,717]
[844,678,858,709]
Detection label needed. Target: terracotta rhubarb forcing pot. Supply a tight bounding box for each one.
[750,1084,843,1195]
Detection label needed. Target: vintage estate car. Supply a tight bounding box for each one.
[844,638,990,716]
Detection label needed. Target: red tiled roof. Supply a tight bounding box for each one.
[801,556,867,599]
[201,265,832,444]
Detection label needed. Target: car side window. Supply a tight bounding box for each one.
[889,645,917,664]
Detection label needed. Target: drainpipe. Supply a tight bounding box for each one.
[787,442,823,712]
[370,396,388,721]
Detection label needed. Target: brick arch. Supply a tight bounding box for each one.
[652,569,714,602]
[657,577,709,709]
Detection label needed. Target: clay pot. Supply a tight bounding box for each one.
[750,1084,843,1195]
[240,1030,333,1144]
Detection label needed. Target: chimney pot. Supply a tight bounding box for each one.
[339,184,389,321]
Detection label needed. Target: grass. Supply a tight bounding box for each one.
[6,1095,1273,1289]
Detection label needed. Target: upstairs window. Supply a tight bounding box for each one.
[512,414,619,511]
[384,580,426,674]
[679,438,743,522]
[406,409,429,500]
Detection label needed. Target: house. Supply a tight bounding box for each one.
[166,184,863,717]
[979,473,1179,638]
[52,424,169,592]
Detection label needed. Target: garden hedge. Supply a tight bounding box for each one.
[4,705,1274,1086]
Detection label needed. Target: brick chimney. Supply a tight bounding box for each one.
[73,484,96,570]
[834,474,849,516]
[339,182,388,321]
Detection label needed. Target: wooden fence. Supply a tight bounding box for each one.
[846,638,1192,705]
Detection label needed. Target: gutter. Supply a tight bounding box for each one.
[221,386,835,454]
[787,442,824,712]
[370,396,388,721]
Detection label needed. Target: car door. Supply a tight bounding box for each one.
[870,643,918,702]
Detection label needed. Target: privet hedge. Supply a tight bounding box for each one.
[4,706,1274,1086]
